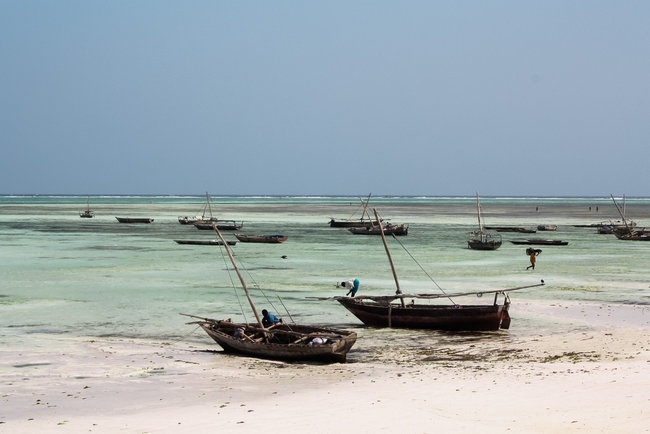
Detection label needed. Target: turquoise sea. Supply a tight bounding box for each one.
[1,195,649,356]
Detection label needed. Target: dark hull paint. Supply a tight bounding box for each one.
[467,240,502,250]
[337,298,510,331]
[510,239,568,246]
[195,221,243,230]
[234,234,287,243]
[329,219,375,228]
[115,217,154,223]
[198,321,357,363]
[174,240,236,245]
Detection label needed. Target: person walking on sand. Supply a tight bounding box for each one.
[526,248,541,270]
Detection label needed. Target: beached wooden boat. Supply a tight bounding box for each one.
[467,192,501,250]
[323,209,544,330]
[115,217,154,223]
[79,197,95,218]
[537,224,557,231]
[510,239,568,246]
[234,234,288,243]
[184,317,357,363]
[174,239,236,246]
[184,224,357,362]
[348,222,408,236]
[484,226,536,233]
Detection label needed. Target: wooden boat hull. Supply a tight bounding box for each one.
[510,239,568,246]
[329,219,375,228]
[485,226,536,233]
[197,320,357,363]
[194,221,243,230]
[178,216,200,225]
[348,225,408,236]
[336,298,510,331]
[467,239,502,250]
[115,217,154,223]
[614,231,650,241]
[234,234,287,243]
[174,240,236,245]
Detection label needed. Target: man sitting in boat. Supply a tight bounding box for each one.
[338,278,360,297]
[262,309,282,327]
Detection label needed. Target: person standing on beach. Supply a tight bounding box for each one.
[526,248,541,270]
[338,278,360,297]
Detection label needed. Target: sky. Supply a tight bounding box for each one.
[1,1,649,196]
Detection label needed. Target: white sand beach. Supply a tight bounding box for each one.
[2,301,649,434]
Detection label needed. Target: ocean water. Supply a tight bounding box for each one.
[1,195,649,354]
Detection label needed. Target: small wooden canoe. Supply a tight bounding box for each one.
[115,217,154,223]
[174,240,237,246]
[234,234,288,243]
[510,239,568,246]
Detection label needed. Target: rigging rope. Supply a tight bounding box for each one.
[216,243,296,329]
[217,244,249,323]
[389,233,456,304]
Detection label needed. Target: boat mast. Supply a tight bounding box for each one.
[373,208,405,307]
[476,192,484,234]
[212,224,265,329]
[359,193,372,222]
[610,194,631,233]
[205,192,214,219]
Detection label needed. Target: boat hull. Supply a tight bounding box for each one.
[195,221,243,230]
[467,240,502,250]
[198,321,357,363]
[510,239,568,246]
[174,240,236,245]
[336,298,510,331]
[348,225,408,236]
[115,217,154,223]
[235,234,287,243]
[329,219,375,228]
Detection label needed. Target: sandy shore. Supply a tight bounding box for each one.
[2,302,649,433]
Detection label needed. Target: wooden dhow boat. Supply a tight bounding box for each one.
[484,226,536,233]
[328,194,378,228]
[234,234,288,243]
[320,209,544,330]
[181,192,244,230]
[348,222,408,236]
[610,194,647,241]
[115,217,154,223]
[174,239,236,246]
[467,192,501,250]
[79,197,95,218]
[184,224,356,363]
[510,239,568,246]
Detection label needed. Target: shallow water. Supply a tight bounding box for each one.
[1,195,649,354]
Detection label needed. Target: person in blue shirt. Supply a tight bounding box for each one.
[338,278,360,297]
[262,309,281,327]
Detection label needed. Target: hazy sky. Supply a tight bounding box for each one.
[2,2,649,196]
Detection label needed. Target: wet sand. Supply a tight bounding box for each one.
[2,301,649,433]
